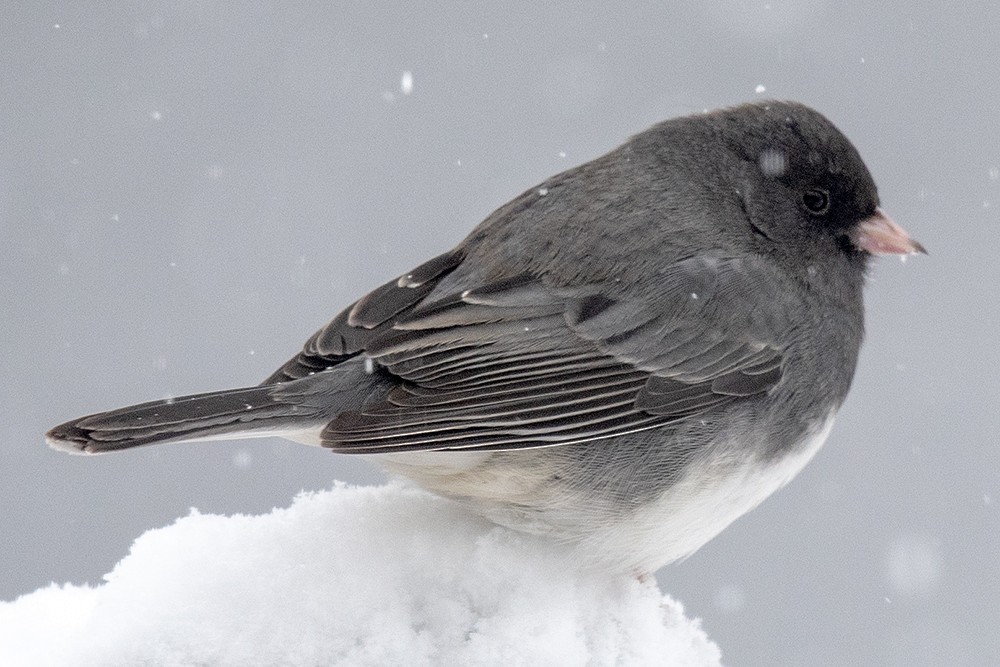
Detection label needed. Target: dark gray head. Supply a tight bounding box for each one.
[636,101,922,276]
[709,101,884,267]
[462,101,922,288]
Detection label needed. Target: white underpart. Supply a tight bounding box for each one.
[168,426,327,447]
[374,414,837,574]
[594,413,837,573]
[378,449,492,475]
[280,426,327,447]
[213,414,836,575]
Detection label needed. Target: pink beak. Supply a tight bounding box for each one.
[850,207,927,256]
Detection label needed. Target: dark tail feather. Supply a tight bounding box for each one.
[46,383,327,455]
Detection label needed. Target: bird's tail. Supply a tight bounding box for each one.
[46,371,362,454]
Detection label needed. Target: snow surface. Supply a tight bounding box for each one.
[0,482,721,666]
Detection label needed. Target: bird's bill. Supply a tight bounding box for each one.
[850,207,927,256]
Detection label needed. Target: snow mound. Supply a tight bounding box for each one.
[0,482,721,666]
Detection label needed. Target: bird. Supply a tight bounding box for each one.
[47,101,924,575]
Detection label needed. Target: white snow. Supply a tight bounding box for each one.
[885,532,943,597]
[0,482,721,667]
[231,448,253,469]
[713,584,746,614]
[758,148,787,177]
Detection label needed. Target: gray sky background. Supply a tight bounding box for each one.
[3,2,997,665]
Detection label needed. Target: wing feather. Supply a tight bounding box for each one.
[262,252,786,453]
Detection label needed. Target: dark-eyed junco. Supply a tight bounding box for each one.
[48,101,923,575]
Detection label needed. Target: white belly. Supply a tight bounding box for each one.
[577,414,836,573]
[341,414,837,575]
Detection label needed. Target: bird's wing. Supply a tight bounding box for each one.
[262,249,469,384]
[265,250,785,453]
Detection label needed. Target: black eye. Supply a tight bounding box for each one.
[802,188,831,215]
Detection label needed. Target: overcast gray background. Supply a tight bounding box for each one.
[3,2,997,665]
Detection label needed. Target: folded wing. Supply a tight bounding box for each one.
[265,251,785,453]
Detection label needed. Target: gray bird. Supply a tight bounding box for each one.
[47,101,924,575]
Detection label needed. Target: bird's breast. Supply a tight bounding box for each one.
[602,412,836,572]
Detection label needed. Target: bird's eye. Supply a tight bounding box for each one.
[802,188,831,215]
